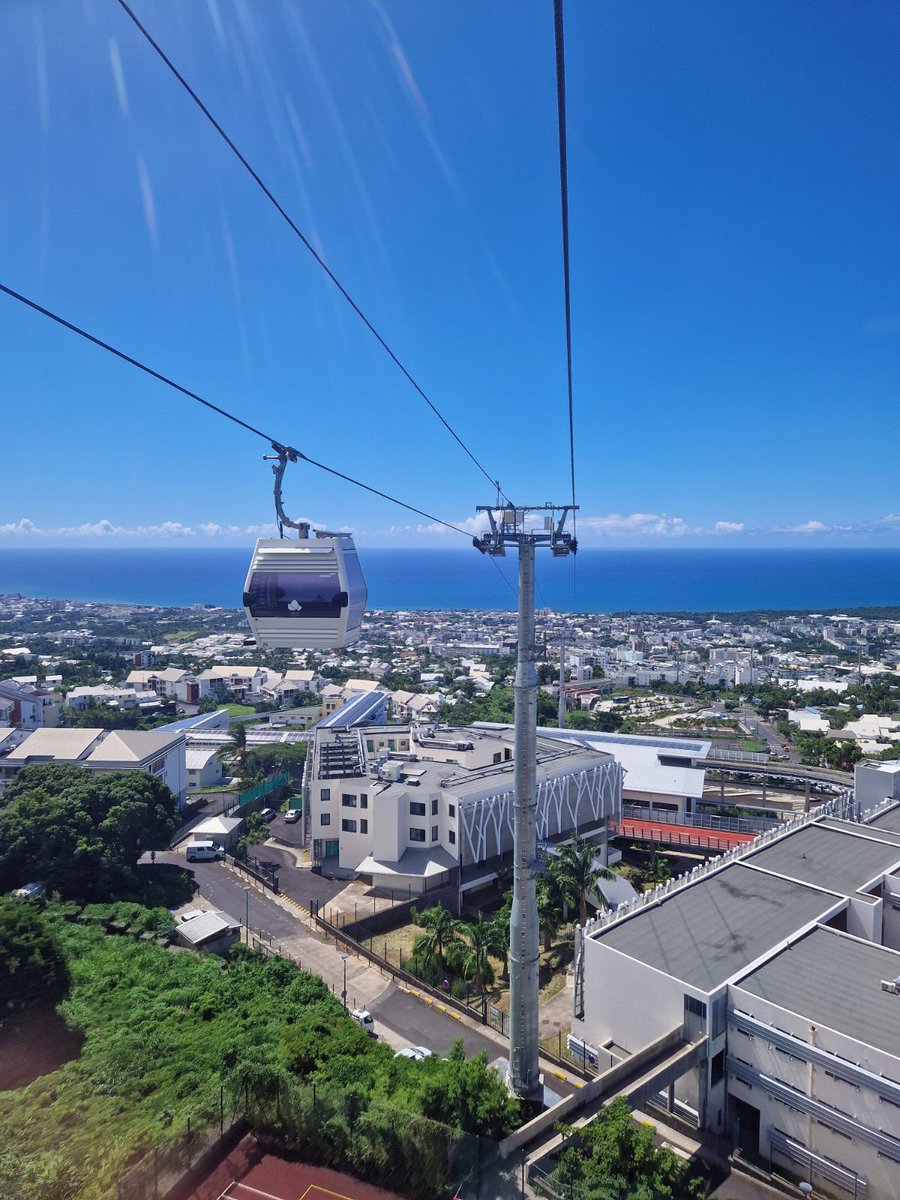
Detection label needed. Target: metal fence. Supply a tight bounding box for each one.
[621,804,780,834]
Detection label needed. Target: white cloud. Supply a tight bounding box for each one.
[712,521,745,535]
[579,512,692,538]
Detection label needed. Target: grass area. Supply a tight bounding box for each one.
[740,737,768,752]
[224,703,256,717]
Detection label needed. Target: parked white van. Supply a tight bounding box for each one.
[350,1007,376,1037]
[185,840,225,863]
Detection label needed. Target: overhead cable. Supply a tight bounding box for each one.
[114,0,511,506]
[553,0,578,610]
[0,280,469,542]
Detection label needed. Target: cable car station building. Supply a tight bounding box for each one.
[305,723,622,897]
[571,799,900,1199]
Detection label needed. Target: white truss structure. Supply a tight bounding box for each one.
[459,759,622,866]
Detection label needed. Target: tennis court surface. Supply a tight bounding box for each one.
[188,1137,405,1200]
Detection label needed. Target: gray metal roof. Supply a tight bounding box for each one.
[597,864,836,992]
[736,926,900,1060]
[868,806,900,837]
[743,823,900,896]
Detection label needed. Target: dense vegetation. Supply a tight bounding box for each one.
[0,898,69,1014]
[0,905,518,1200]
[550,1097,707,1199]
[0,764,179,899]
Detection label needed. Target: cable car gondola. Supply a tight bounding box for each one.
[243,447,367,651]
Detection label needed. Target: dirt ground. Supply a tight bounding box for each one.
[0,1004,84,1091]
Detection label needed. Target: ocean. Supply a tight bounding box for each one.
[1,546,899,613]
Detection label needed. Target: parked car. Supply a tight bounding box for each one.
[284,807,301,824]
[12,881,46,900]
[258,807,277,822]
[394,1045,433,1061]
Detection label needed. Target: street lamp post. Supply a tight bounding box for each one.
[341,952,349,1010]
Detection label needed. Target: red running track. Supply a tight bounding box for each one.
[611,819,755,852]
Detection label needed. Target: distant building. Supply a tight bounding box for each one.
[185,747,225,792]
[0,679,61,729]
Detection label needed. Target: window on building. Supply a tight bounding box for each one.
[388,739,396,751]
[320,788,331,802]
[504,748,512,761]
[342,794,357,807]
[360,795,368,809]
[431,799,439,815]
[366,741,374,753]
[684,995,707,1020]
[320,813,331,827]
[493,752,502,764]
[410,801,426,816]
[449,830,456,844]
[448,804,456,818]
[431,826,438,841]
[410,828,425,843]
[342,819,357,833]
[360,819,368,834]
[710,1050,725,1087]
[401,740,409,750]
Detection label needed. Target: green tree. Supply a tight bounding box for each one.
[411,903,463,969]
[536,870,565,952]
[227,721,250,777]
[0,765,179,899]
[551,1096,705,1199]
[419,1041,520,1139]
[555,834,615,925]
[452,914,501,993]
[0,899,70,1014]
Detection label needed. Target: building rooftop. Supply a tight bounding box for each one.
[868,804,900,837]
[176,910,240,946]
[315,689,387,730]
[85,730,183,765]
[735,925,900,1061]
[6,727,103,762]
[596,863,838,992]
[742,823,900,896]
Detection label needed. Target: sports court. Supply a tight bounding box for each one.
[188,1137,405,1200]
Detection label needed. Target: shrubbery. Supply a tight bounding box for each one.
[0,906,519,1200]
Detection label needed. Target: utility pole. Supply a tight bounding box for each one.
[558,637,566,729]
[474,504,577,1100]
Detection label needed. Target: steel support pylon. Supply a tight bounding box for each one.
[508,537,541,1097]
[472,503,577,1102]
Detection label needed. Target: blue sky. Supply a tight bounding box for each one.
[1,0,899,548]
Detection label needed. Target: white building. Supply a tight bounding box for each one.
[571,804,900,1199]
[0,727,186,805]
[0,679,61,729]
[479,726,711,823]
[65,684,162,715]
[185,746,225,792]
[306,724,622,896]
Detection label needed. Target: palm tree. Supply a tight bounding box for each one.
[456,914,502,993]
[411,903,462,969]
[490,894,512,983]
[555,834,615,925]
[227,721,249,778]
[536,875,564,952]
